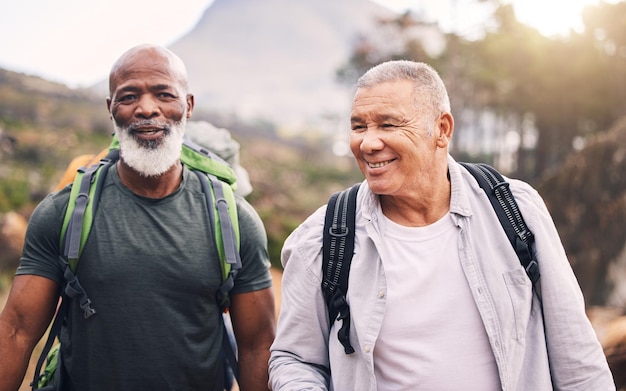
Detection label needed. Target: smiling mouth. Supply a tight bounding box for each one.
[367,159,394,168]
[128,120,169,135]
[134,128,162,135]
[129,126,167,147]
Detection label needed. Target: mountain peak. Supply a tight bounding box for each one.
[168,0,397,130]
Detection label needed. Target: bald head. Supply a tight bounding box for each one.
[108,44,189,96]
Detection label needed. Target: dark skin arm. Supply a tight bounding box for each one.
[229,287,276,391]
[0,275,59,390]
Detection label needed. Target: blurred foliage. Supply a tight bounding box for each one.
[337,1,626,184]
[0,70,112,213]
[238,137,363,268]
[0,169,30,212]
[538,117,626,306]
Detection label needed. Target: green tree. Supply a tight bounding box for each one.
[337,1,626,182]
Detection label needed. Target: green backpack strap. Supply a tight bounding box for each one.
[59,149,118,318]
[60,150,119,272]
[37,135,242,388]
[194,171,241,309]
[182,135,238,189]
[33,150,118,390]
[181,134,241,308]
[194,170,242,383]
[61,135,241,308]
[32,301,65,390]
[182,132,242,385]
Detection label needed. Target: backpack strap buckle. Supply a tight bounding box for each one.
[322,183,360,355]
[63,262,96,319]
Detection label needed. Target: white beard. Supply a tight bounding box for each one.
[114,117,186,177]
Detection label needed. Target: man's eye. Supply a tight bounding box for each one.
[118,94,136,102]
[381,123,396,128]
[157,92,176,99]
[351,125,366,131]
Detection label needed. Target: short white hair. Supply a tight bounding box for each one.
[357,60,451,119]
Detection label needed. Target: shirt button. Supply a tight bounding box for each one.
[364,345,371,353]
[378,290,385,298]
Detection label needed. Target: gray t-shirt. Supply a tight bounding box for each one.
[17,164,272,391]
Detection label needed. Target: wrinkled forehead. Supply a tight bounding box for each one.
[109,47,188,93]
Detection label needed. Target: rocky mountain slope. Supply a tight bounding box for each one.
[167,0,396,130]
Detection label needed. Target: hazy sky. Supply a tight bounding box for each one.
[0,0,607,88]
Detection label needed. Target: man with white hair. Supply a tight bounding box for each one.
[269,60,614,390]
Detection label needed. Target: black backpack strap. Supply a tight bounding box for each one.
[221,316,239,385]
[31,297,67,390]
[322,183,360,354]
[459,162,540,287]
[194,170,241,384]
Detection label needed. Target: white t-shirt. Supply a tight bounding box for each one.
[373,211,500,390]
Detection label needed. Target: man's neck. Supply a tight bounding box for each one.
[380,164,452,227]
[116,159,184,199]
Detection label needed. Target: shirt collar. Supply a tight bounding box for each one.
[358,154,473,222]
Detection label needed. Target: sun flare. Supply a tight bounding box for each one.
[510,0,609,37]
[372,0,617,37]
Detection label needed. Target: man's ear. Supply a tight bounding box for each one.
[436,112,454,147]
[186,94,195,119]
[106,97,114,121]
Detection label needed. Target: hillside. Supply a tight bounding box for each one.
[167,0,397,130]
[0,69,112,210]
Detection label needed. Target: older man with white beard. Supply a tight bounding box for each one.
[114,118,187,177]
[0,44,276,391]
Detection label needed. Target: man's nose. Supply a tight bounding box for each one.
[135,95,160,118]
[360,128,385,153]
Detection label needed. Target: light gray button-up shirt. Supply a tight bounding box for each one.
[269,156,614,391]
